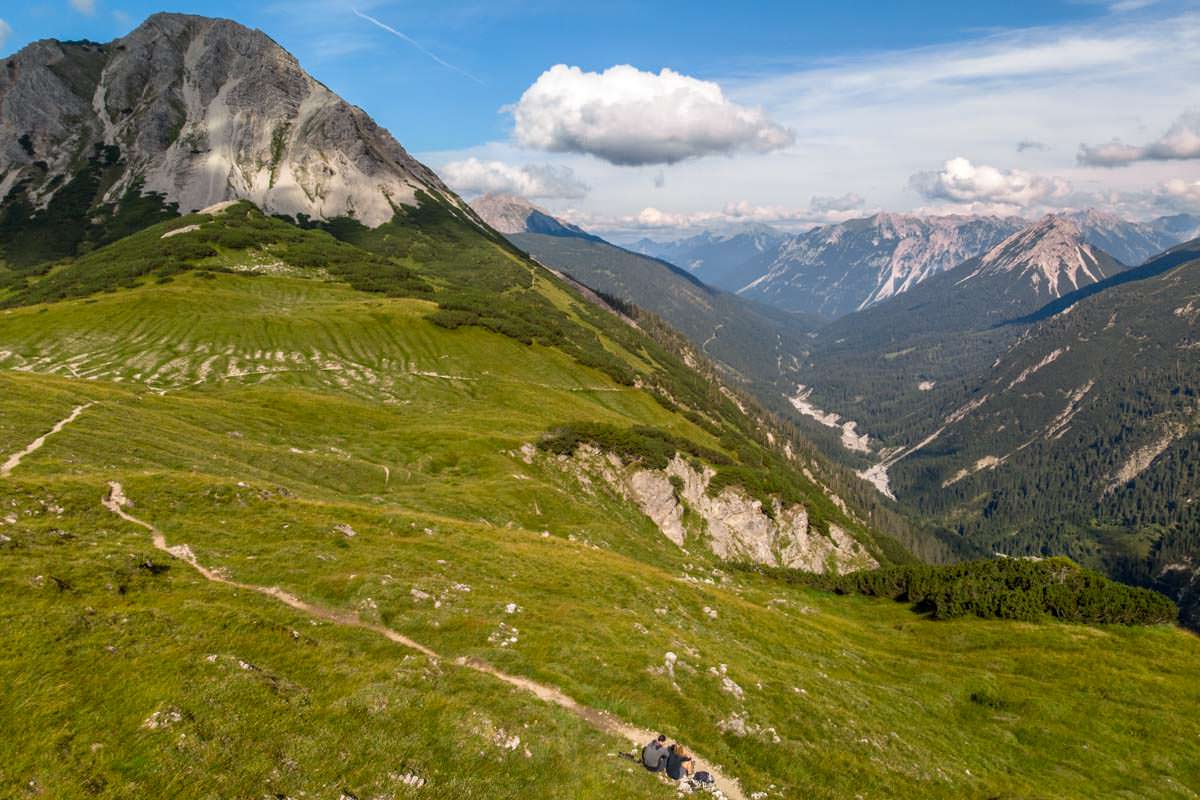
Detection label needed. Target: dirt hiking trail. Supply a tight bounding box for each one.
[102,481,747,800]
[1,403,94,478]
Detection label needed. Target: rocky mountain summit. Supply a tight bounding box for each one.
[0,13,460,228]
[728,213,1024,317]
[958,214,1124,302]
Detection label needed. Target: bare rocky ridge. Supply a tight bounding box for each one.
[0,13,462,226]
[1064,208,1187,267]
[642,211,1200,321]
[733,213,1023,317]
[964,215,1120,299]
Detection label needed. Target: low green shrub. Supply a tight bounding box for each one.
[734,557,1178,625]
[537,421,729,470]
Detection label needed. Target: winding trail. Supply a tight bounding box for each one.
[701,323,724,356]
[1,403,94,477]
[100,482,746,800]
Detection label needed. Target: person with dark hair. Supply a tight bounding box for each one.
[641,734,669,772]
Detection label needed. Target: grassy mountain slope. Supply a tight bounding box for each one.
[2,206,1199,797]
[3,368,1197,798]
[509,231,817,389]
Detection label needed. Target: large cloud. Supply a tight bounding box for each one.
[1079,111,1200,166]
[511,64,795,166]
[909,157,1070,207]
[0,19,11,51]
[439,158,589,199]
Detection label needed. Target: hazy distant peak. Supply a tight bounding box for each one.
[469,193,597,240]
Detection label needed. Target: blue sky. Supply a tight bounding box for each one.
[0,0,1142,151]
[3,1,1199,237]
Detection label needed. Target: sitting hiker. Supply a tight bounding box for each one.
[665,743,693,781]
[641,734,669,772]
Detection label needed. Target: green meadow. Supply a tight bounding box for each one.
[1,210,1198,799]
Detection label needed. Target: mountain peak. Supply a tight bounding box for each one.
[470,193,541,234]
[972,214,1116,298]
[0,12,459,228]
[469,193,596,240]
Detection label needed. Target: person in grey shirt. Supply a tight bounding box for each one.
[641,734,669,772]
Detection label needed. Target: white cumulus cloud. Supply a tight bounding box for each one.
[1079,110,1200,166]
[0,19,12,51]
[511,64,795,166]
[439,157,589,199]
[909,157,1070,207]
[70,0,97,15]
[1155,178,1200,207]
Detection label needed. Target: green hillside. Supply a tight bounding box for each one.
[508,231,818,390]
[2,205,1199,798]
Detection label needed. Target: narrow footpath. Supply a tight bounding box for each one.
[0,403,94,477]
[101,481,747,800]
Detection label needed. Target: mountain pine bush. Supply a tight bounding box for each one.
[737,557,1178,625]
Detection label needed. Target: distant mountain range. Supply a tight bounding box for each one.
[1064,209,1195,267]
[631,224,787,287]
[788,218,1200,626]
[736,213,1025,318]
[633,210,1200,320]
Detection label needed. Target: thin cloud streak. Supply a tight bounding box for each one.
[352,8,484,85]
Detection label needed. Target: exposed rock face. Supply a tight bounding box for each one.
[631,210,1197,320]
[965,215,1121,300]
[0,13,461,226]
[572,446,876,573]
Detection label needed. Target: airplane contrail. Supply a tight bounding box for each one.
[352,8,484,85]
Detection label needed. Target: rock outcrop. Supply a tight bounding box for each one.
[0,13,463,226]
[567,446,877,573]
